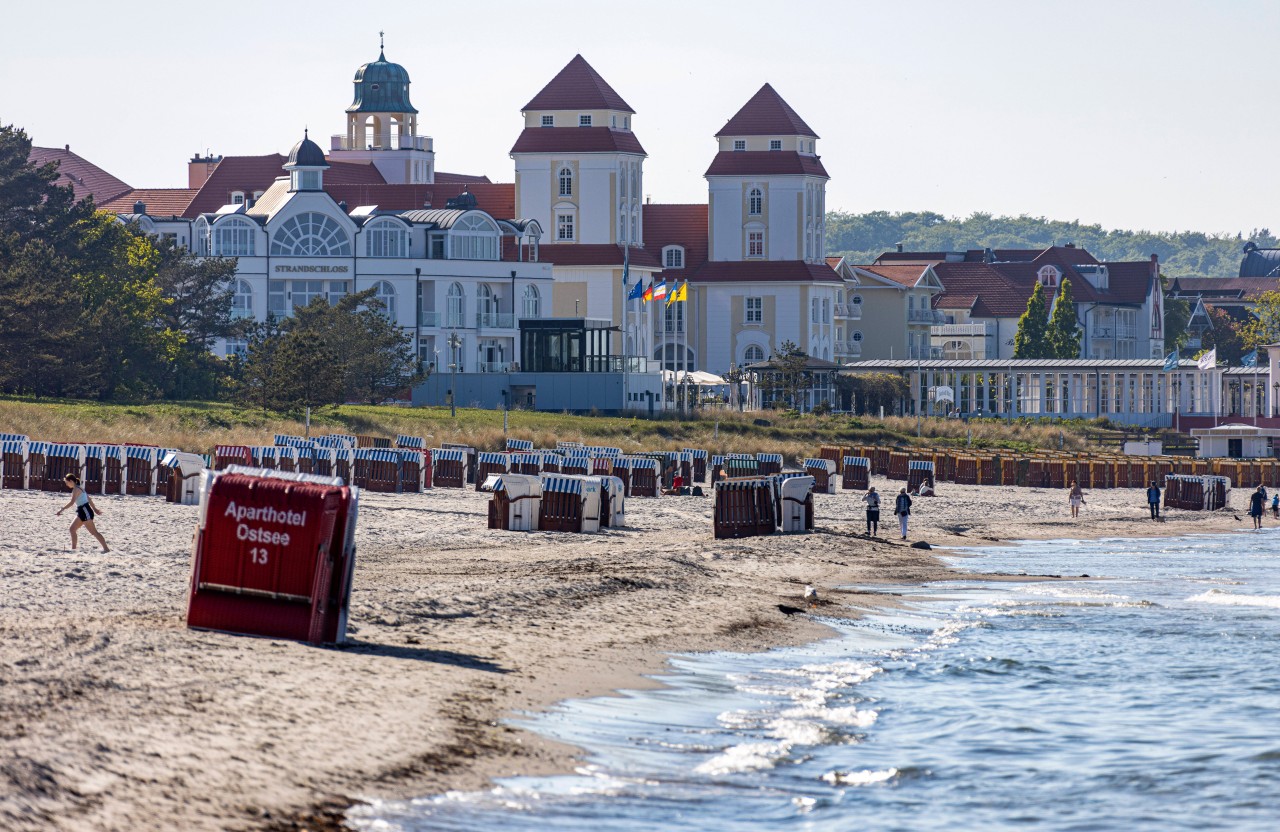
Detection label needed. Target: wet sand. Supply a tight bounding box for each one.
[0,477,1245,831]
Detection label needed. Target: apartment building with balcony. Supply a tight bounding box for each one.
[831,257,944,360]
[870,246,1165,361]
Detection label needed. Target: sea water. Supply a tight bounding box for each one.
[352,531,1280,831]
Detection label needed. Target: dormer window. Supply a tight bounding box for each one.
[541,115,554,127]
[231,191,245,205]
[1038,265,1060,287]
[579,114,592,127]
[663,246,685,269]
[769,140,782,151]
[733,140,746,151]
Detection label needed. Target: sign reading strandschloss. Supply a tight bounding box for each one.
[274,264,350,274]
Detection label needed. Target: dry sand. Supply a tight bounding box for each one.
[0,476,1248,831]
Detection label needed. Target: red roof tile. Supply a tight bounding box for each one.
[183,154,387,217]
[855,264,932,289]
[715,84,818,138]
[704,151,828,178]
[691,261,841,284]
[643,203,709,279]
[522,55,634,113]
[510,127,646,155]
[873,251,953,265]
[99,188,198,217]
[930,251,1155,317]
[29,146,131,205]
[537,244,661,269]
[435,171,493,184]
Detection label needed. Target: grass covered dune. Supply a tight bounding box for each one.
[0,398,1118,460]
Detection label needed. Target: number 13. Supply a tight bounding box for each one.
[250,547,269,565]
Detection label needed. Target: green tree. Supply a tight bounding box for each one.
[152,237,241,399]
[1047,277,1081,358]
[1200,305,1247,364]
[838,372,910,415]
[1238,288,1280,351]
[1163,294,1192,354]
[322,289,424,404]
[1013,281,1050,358]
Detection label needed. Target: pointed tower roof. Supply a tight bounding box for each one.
[715,83,818,138]
[523,54,634,114]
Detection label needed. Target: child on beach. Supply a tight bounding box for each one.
[56,474,109,552]
[1069,480,1084,518]
[894,488,912,540]
[863,486,881,536]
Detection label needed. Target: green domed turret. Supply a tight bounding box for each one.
[347,44,417,115]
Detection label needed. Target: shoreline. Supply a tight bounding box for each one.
[0,478,1251,831]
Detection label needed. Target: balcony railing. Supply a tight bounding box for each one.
[909,345,943,359]
[476,312,515,328]
[834,341,863,358]
[475,361,511,373]
[419,311,441,327]
[908,309,946,324]
[1091,325,1137,340]
[835,303,863,320]
[931,322,993,336]
[330,134,433,152]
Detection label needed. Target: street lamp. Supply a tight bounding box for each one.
[448,331,461,418]
[501,389,509,435]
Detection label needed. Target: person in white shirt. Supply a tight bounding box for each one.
[862,486,881,536]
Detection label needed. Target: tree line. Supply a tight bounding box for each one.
[826,210,1276,277]
[0,123,421,410]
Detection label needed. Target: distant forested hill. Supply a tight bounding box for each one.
[825,211,1280,277]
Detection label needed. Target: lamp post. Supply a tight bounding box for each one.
[433,349,440,404]
[448,331,461,418]
[501,389,509,435]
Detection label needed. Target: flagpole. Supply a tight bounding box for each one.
[622,240,629,414]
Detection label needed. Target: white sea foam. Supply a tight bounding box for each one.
[821,767,899,786]
[1188,589,1280,609]
[694,740,790,775]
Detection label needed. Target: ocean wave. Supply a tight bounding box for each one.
[1188,589,1280,609]
[820,767,899,786]
[694,740,790,775]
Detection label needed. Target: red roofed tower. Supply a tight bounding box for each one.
[511,55,658,361]
[706,84,829,265]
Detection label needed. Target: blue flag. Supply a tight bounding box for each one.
[1162,350,1179,372]
[1242,350,1258,368]
[627,278,645,301]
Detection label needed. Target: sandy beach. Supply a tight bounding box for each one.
[0,477,1248,831]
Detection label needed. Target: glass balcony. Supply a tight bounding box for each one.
[908,309,946,324]
[475,312,515,328]
[419,311,441,327]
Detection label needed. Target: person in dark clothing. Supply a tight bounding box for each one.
[1146,481,1162,520]
[895,488,912,539]
[1249,485,1266,530]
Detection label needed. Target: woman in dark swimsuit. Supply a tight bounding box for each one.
[56,474,110,552]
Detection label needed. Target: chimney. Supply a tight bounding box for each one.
[188,153,222,189]
[64,144,70,152]
[983,247,994,263]
[896,242,904,253]
[1150,253,1159,278]
[133,200,146,215]
[1065,242,1075,248]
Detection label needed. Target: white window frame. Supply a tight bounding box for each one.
[745,296,763,323]
[522,284,541,319]
[365,220,408,258]
[748,188,763,216]
[769,140,782,151]
[270,211,351,256]
[579,114,592,127]
[557,212,575,242]
[744,344,765,363]
[213,218,256,257]
[450,214,500,261]
[747,231,764,258]
[558,166,573,197]
[541,115,554,127]
[663,246,684,269]
[231,279,253,319]
[1038,265,1059,287]
[733,140,746,151]
[446,282,466,327]
[371,280,397,319]
[231,191,245,205]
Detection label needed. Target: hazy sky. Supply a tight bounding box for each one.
[2,0,1274,234]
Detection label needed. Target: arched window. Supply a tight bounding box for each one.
[522,284,540,319]
[744,345,765,363]
[231,279,253,318]
[372,280,397,319]
[270,212,351,256]
[365,220,407,257]
[213,218,256,257]
[1038,265,1059,287]
[193,217,211,256]
[451,214,499,260]
[663,246,685,269]
[558,166,573,197]
[748,188,763,216]
[446,282,465,327]
[652,343,695,371]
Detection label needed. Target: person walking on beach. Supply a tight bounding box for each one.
[894,487,912,540]
[56,474,109,552]
[1271,492,1278,520]
[863,486,881,536]
[1069,480,1084,519]
[1146,481,1162,520]
[1249,485,1266,530]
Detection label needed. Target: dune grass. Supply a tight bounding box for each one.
[0,396,1126,462]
